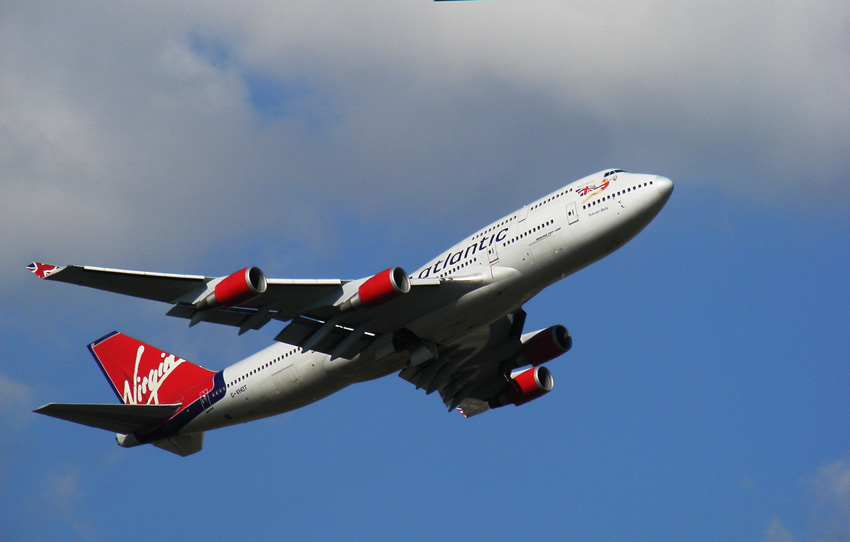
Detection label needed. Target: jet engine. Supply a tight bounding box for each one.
[519,325,572,366]
[195,267,267,310]
[490,366,554,408]
[340,267,411,311]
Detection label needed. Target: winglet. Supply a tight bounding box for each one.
[27,262,65,279]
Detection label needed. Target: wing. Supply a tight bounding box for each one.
[399,310,526,417]
[27,262,208,301]
[28,262,482,359]
[399,311,570,417]
[27,262,343,316]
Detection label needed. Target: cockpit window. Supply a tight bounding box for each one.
[604,169,626,177]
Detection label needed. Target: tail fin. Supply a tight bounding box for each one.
[89,332,215,406]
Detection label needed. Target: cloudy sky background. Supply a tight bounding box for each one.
[1,1,848,540]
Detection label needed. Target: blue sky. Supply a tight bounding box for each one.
[1,2,848,541]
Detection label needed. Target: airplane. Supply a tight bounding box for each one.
[30,169,672,456]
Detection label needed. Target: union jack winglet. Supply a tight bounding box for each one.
[27,262,64,279]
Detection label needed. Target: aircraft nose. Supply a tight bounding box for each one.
[654,175,674,203]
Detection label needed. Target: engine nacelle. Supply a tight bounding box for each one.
[340,267,411,311]
[195,267,267,310]
[519,325,572,366]
[490,366,554,408]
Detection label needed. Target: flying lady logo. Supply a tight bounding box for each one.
[122,345,186,405]
[578,175,615,202]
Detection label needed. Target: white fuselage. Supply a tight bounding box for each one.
[175,170,673,435]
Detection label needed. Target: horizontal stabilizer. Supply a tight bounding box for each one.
[34,403,180,434]
[153,433,204,457]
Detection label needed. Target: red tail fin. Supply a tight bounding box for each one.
[89,332,215,406]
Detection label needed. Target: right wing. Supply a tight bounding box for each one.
[399,310,570,417]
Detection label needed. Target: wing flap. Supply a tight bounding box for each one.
[166,304,262,328]
[455,398,491,418]
[274,315,323,345]
[256,280,344,318]
[34,403,181,434]
[274,315,374,357]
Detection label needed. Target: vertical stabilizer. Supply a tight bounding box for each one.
[89,332,215,406]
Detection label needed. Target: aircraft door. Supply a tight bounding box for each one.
[200,389,211,410]
[487,243,499,264]
[567,202,579,224]
[517,205,529,222]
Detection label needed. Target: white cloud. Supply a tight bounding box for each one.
[210,0,850,206]
[809,456,850,541]
[1,0,846,295]
[765,515,795,542]
[42,466,93,536]
[1,4,336,273]
[0,374,34,428]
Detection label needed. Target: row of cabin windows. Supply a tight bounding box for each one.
[227,347,302,387]
[581,181,653,210]
[530,187,573,212]
[440,215,557,275]
[436,258,475,279]
[504,220,555,246]
[473,186,576,240]
[473,215,517,240]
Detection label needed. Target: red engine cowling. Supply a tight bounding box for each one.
[491,366,554,408]
[520,325,572,366]
[196,267,267,310]
[341,267,411,310]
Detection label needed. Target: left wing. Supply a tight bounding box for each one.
[399,311,571,416]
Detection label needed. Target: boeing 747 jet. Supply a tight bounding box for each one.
[31,169,672,456]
